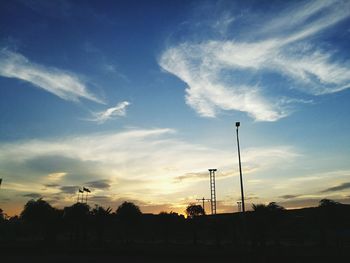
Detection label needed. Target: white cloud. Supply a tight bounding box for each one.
[89,101,130,123]
[47,172,67,181]
[0,128,298,208]
[258,0,339,37]
[212,12,235,35]
[0,49,103,103]
[159,0,350,121]
[160,42,285,121]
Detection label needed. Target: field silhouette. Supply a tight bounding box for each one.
[1,198,350,262]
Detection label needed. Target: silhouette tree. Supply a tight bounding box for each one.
[116,201,142,242]
[252,203,267,213]
[157,211,184,244]
[91,205,112,243]
[20,198,60,241]
[0,208,6,222]
[185,203,205,245]
[251,202,285,247]
[319,198,340,208]
[252,202,285,213]
[63,202,90,243]
[185,203,205,218]
[267,202,285,212]
[318,199,342,247]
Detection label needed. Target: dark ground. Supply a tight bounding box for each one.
[0,243,348,263]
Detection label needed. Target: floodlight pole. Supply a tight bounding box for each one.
[235,122,245,213]
[208,169,217,215]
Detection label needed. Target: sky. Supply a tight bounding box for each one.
[0,0,350,216]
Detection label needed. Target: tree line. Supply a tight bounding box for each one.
[1,198,350,249]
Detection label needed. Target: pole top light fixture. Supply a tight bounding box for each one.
[235,122,240,127]
[208,169,217,172]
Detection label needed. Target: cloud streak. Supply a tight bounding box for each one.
[322,182,350,193]
[88,101,130,123]
[0,49,103,103]
[159,0,350,121]
[85,179,111,189]
[22,193,42,199]
[279,194,301,200]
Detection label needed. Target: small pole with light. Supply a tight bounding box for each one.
[196,197,211,215]
[235,122,245,213]
[237,201,242,212]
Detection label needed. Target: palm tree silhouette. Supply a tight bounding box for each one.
[91,205,112,243]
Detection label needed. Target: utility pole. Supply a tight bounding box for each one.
[235,122,245,213]
[196,197,211,215]
[237,201,242,212]
[208,169,217,215]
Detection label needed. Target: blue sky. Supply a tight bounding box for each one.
[0,0,350,215]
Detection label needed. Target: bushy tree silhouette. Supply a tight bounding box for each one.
[157,211,184,243]
[2,196,350,256]
[116,201,142,242]
[63,202,90,243]
[0,208,6,222]
[185,203,205,245]
[319,198,340,208]
[116,201,141,221]
[318,199,342,247]
[91,205,112,243]
[185,203,205,218]
[251,202,285,247]
[20,198,60,241]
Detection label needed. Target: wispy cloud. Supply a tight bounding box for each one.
[47,172,67,181]
[159,0,350,121]
[279,194,301,200]
[322,182,350,193]
[85,179,111,190]
[0,49,103,103]
[22,193,42,199]
[88,101,130,123]
[60,185,79,194]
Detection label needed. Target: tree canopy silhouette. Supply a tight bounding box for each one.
[91,205,112,242]
[0,208,6,222]
[21,198,55,223]
[252,202,285,213]
[116,201,141,222]
[186,203,205,218]
[319,198,340,208]
[116,202,142,242]
[63,202,90,223]
[63,202,90,242]
[20,198,60,240]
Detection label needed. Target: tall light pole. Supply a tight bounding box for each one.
[235,122,245,213]
[208,169,217,215]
